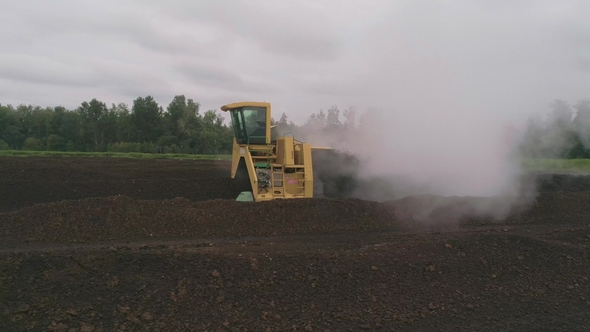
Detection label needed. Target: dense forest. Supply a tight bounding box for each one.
[0,95,235,154]
[1,95,589,159]
[0,95,354,155]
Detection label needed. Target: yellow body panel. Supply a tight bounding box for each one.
[222,101,320,201]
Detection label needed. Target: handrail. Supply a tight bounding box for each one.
[282,132,304,144]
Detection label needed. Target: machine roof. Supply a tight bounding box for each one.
[220,101,270,112]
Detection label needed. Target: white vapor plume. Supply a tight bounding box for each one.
[296,102,526,196]
[284,99,535,223]
[267,0,589,223]
[350,107,522,198]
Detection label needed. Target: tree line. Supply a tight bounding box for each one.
[518,99,590,159]
[0,95,357,155]
[2,94,589,159]
[0,95,234,154]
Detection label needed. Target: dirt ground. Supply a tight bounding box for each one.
[1,156,590,331]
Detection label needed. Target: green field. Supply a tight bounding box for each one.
[521,158,590,174]
[0,150,232,160]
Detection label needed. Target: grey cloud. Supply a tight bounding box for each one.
[3,1,217,58]
[577,58,590,72]
[176,64,242,86]
[155,0,345,62]
[252,32,342,62]
[174,62,281,95]
[91,60,171,91]
[0,53,170,92]
[294,74,354,97]
[0,54,96,87]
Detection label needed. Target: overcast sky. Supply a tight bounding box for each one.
[1,0,589,125]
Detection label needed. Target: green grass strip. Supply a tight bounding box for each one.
[521,158,590,174]
[0,150,231,160]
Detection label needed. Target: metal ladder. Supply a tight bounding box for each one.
[271,165,285,196]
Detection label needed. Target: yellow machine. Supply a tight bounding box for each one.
[220,101,327,202]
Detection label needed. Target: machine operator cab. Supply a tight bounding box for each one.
[220,101,273,146]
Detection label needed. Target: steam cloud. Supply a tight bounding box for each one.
[280,103,537,224]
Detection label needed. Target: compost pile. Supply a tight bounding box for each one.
[0,157,250,213]
[0,196,398,243]
[2,157,590,331]
[2,190,590,245]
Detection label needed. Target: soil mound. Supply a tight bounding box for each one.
[0,157,250,213]
[531,172,590,192]
[2,223,590,331]
[0,196,398,243]
[390,195,520,225]
[4,156,590,215]
[389,191,590,227]
[3,191,590,244]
